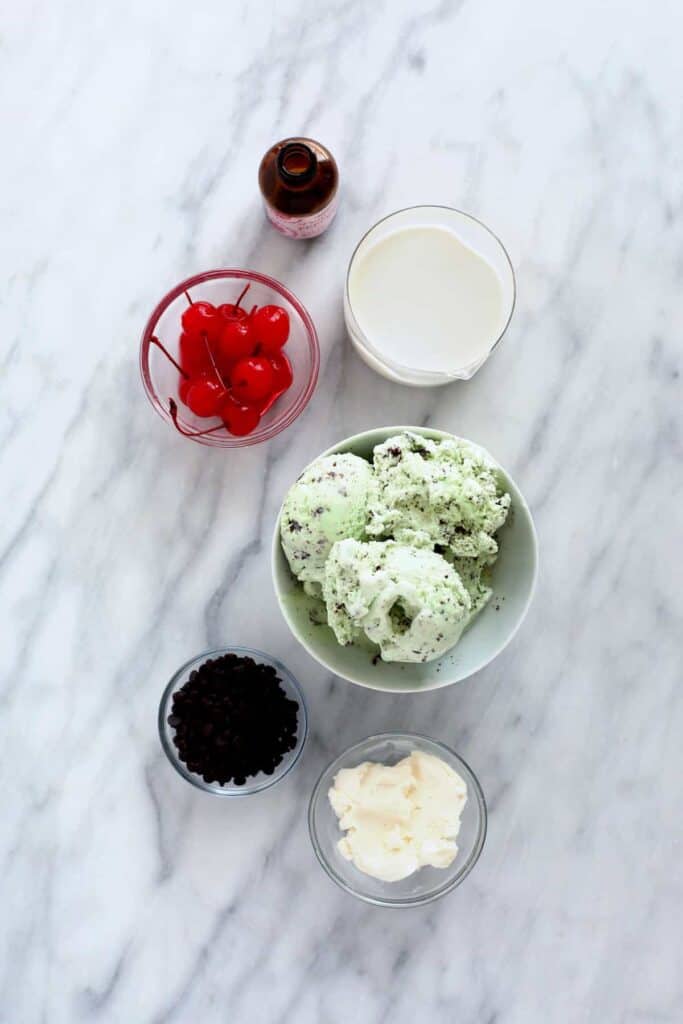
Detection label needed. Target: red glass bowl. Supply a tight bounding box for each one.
[140,269,320,447]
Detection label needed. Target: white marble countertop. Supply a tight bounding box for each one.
[2,1,682,1021]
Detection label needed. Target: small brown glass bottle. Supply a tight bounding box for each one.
[258,137,339,239]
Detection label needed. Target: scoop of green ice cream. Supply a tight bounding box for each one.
[323,539,472,663]
[367,432,511,559]
[280,453,373,587]
[448,553,494,620]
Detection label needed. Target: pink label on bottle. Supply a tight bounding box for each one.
[265,192,339,239]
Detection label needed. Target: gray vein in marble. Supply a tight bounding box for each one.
[2,0,683,1021]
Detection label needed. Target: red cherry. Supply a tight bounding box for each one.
[181,301,221,344]
[178,376,193,406]
[179,331,213,376]
[217,283,251,323]
[214,354,237,383]
[269,351,293,392]
[256,353,293,415]
[230,356,274,403]
[186,377,228,418]
[221,395,261,436]
[253,305,290,353]
[218,303,248,323]
[219,319,256,362]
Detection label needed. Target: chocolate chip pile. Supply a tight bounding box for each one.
[167,652,299,786]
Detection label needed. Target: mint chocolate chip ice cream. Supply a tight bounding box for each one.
[448,554,495,620]
[367,432,510,559]
[323,539,472,663]
[280,453,373,595]
[279,432,511,663]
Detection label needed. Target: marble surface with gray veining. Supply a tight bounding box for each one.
[2,0,682,1020]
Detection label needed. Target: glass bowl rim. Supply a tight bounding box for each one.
[139,268,320,448]
[344,204,517,382]
[158,644,308,796]
[308,731,487,907]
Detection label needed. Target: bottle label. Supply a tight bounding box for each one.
[264,192,339,239]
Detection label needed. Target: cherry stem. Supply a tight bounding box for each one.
[151,336,188,378]
[235,283,250,309]
[202,331,228,389]
[184,290,193,306]
[248,304,258,319]
[169,399,226,437]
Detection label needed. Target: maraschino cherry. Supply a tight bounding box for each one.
[218,319,255,364]
[181,301,222,344]
[179,331,213,376]
[185,377,227,418]
[221,395,261,436]
[217,283,251,323]
[253,305,290,353]
[269,351,293,392]
[230,356,274,403]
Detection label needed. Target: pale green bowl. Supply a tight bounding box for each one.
[271,426,538,693]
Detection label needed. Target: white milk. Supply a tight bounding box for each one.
[348,225,506,376]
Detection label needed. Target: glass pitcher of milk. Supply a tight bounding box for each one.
[344,206,515,386]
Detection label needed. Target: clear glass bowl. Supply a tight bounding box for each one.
[158,646,308,796]
[344,206,516,386]
[308,733,487,907]
[140,269,319,447]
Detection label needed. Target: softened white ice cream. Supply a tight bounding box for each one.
[328,751,468,882]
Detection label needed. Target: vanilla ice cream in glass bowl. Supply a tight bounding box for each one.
[272,426,538,693]
[308,733,487,907]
